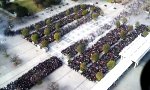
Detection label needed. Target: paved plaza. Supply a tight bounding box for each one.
[0,0,150,90]
[0,1,125,89]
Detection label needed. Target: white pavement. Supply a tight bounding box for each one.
[31,64,96,90]
[0,36,51,87]
[111,51,150,90]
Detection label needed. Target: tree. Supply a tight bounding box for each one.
[135,21,140,28]
[41,39,49,47]
[21,28,29,37]
[74,7,78,13]
[31,34,39,43]
[116,20,120,28]
[90,6,96,12]
[0,41,8,58]
[55,22,61,31]
[66,9,70,16]
[80,62,86,71]
[46,19,51,25]
[3,51,9,58]
[0,0,6,8]
[92,13,99,20]
[96,71,103,81]
[120,30,126,39]
[0,43,7,54]
[75,14,79,19]
[54,32,61,41]
[35,24,41,31]
[43,1,49,7]
[76,44,85,54]
[102,44,110,54]
[142,31,149,37]
[80,4,86,10]
[47,82,59,90]
[107,60,116,70]
[44,27,50,36]
[122,17,127,24]
[90,52,99,63]
[11,55,22,66]
[16,6,29,17]
[128,25,133,31]
[82,10,88,16]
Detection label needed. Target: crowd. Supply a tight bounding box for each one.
[0,56,62,90]
[61,24,113,59]
[68,25,127,70]
[67,24,149,81]
[4,4,102,36]
[61,40,88,58]
[17,4,102,47]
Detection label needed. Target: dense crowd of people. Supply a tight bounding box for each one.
[1,0,149,89]
[5,4,102,35]
[0,56,62,90]
[61,40,88,58]
[4,4,102,48]
[66,24,149,81]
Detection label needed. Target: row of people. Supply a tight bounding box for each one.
[68,25,128,71]
[81,30,138,81]
[61,40,88,58]
[22,4,100,34]
[0,56,62,90]
[68,24,149,81]
[25,6,101,46]
[5,4,101,36]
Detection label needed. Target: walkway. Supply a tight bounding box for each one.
[92,59,133,90]
[92,33,150,90]
[111,51,150,90]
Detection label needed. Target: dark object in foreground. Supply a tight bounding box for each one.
[140,58,150,90]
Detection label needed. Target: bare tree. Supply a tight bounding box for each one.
[11,55,22,66]
[0,43,7,53]
[47,82,59,90]
[0,43,9,57]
